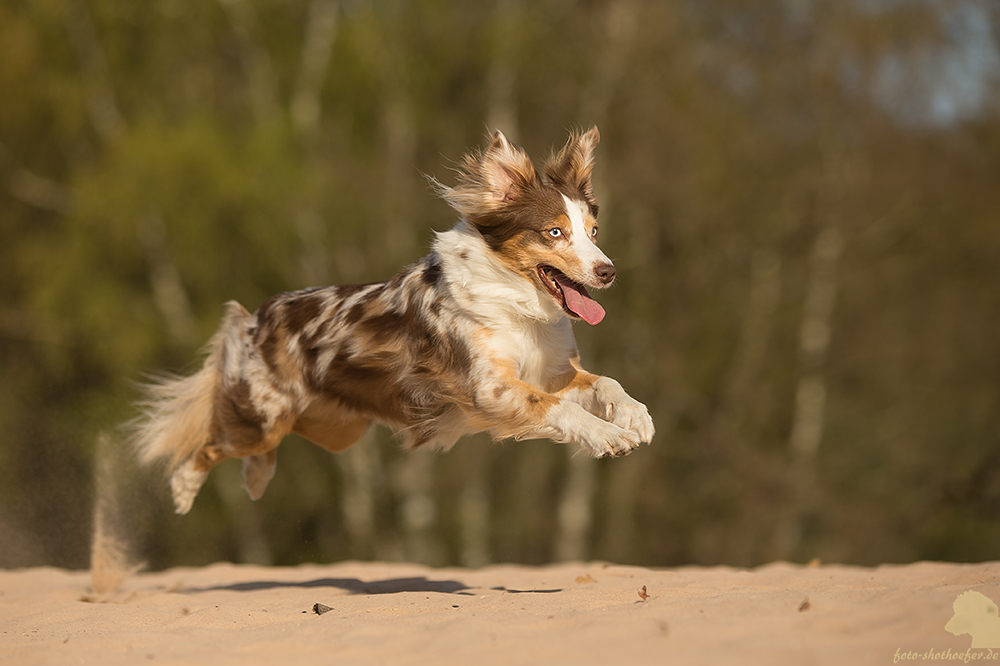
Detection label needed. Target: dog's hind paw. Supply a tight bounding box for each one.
[170,459,208,515]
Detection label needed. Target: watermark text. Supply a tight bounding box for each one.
[894,648,1000,663]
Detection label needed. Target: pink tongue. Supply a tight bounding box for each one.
[554,273,606,325]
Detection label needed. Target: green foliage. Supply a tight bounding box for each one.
[0,0,998,570]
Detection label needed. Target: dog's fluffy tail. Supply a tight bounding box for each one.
[131,302,246,472]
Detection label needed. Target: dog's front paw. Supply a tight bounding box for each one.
[547,401,641,458]
[579,418,642,458]
[593,378,655,444]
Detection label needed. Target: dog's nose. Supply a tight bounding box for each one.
[594,263,616,285]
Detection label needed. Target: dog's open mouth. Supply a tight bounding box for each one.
[537,265,606,325]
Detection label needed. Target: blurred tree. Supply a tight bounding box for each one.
[0,0,997,571]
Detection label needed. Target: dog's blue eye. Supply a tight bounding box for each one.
[548,228,562,238]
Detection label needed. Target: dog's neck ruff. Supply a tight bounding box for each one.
[433,222,566,326]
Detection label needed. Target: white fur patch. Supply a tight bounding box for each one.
[435,222,562,325]
[561,193,612,284]
[542,400,641,457]
[170,458,208,515]
[434,224,580,386]
[591,377,656,443]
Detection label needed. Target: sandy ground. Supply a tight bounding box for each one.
[3,560,1000,666]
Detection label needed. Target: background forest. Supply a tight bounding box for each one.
[1,0,999,572]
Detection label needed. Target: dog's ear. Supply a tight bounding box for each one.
[436,130,539,218]
[481,130,538,204]
[543,126,600,213]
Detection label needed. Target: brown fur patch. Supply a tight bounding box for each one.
[543,127,600,217]
[316,350,409,423]
[293,400,370,453]
[287,262,477,435]
[470,188,567,253]
[213,379,266,448]
[257,325,305,388]
[344,290,380,325]
[551,357,600,395]
[486,358,560,425]
[193,443,230,472]
[282,291,324,333]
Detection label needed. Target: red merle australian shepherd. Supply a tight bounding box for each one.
[133,127,654,514]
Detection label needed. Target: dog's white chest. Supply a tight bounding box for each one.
[488,319,576,388]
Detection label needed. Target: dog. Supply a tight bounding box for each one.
[133,127,654,514]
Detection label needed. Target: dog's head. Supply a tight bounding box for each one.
[437,127,613,325]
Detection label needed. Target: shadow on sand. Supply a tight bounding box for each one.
[188,576,563,596]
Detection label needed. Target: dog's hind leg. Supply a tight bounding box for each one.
[227,417,296,501]
[173,425,290,511]
[171,460,209,515]
[170,443,230,514]
[241,449,277,500]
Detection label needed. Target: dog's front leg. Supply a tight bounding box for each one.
[480,364,641,458]
[556,361,655,447]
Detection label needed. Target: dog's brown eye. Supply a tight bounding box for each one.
[548,228,563,238]
[591,227,598,237]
